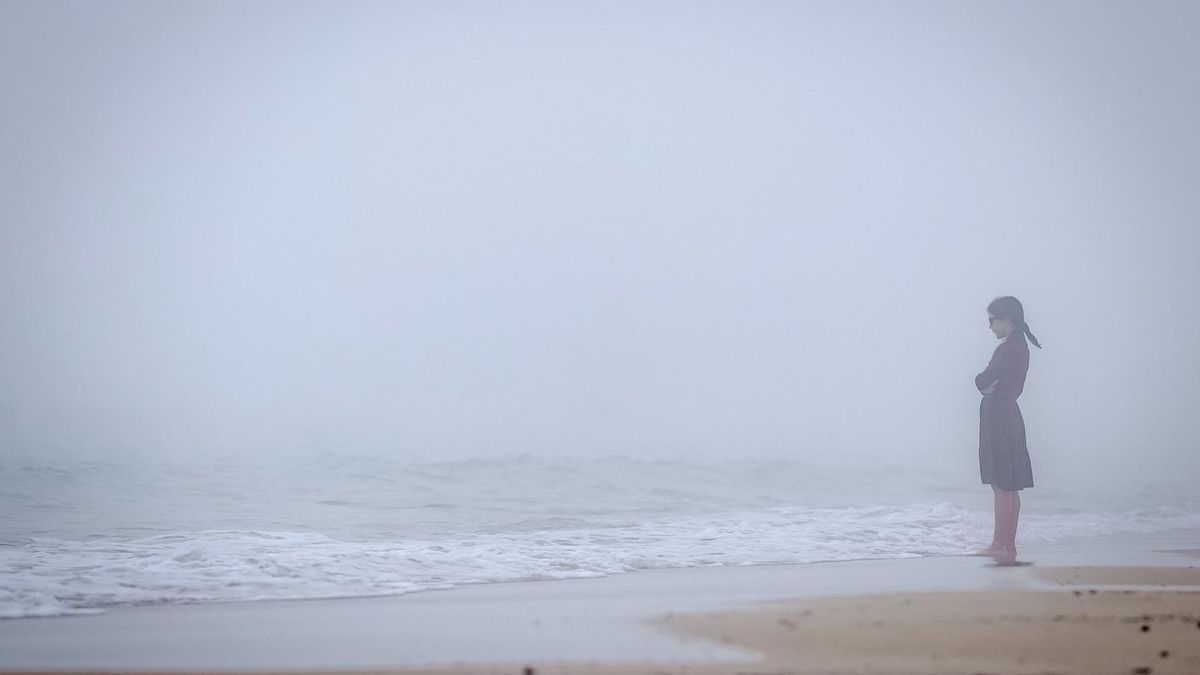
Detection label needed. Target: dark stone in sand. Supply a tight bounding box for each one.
[1141,624,1150,632]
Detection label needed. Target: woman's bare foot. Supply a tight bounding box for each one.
[974,545,1003,556]
[990,547,1018,565]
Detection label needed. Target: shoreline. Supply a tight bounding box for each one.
[2,531,1198,673]
[7,527,1197,622]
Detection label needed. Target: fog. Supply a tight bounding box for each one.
[2,1,1198,494]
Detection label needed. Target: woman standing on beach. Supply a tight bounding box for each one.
[976,296,1041,564]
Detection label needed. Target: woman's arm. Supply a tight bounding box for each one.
[975,343,1010,394]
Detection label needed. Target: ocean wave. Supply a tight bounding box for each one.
[4,501,1200,619]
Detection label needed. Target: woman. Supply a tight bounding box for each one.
[975,296,1041,564]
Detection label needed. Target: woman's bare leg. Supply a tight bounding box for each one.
[1006,490,1021,556]
[977,487,1005,555]
[991,490,1019,564]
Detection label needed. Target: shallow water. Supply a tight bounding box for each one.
[3,450,1197,619]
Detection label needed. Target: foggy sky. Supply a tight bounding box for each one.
[2,1,1198,490]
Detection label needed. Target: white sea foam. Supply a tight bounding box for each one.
[3,453,1198,619]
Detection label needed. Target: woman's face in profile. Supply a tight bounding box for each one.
[989,315,1013,340]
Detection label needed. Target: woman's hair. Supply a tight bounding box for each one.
[988,296,1042,349]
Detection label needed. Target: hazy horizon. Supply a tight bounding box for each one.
[2,1,1198,495]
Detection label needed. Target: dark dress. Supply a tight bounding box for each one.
[976,337,1034,491]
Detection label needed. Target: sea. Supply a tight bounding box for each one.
[2,450,1198,620]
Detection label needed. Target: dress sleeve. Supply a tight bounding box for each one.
[975,343,1011,392]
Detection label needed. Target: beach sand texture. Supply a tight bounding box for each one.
[667,586,1200,675]
[660,564,1200,674]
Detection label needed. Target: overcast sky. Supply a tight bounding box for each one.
[1,1,1197,489]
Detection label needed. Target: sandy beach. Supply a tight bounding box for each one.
[666,581,1200,675]
[2,532,1198,674]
